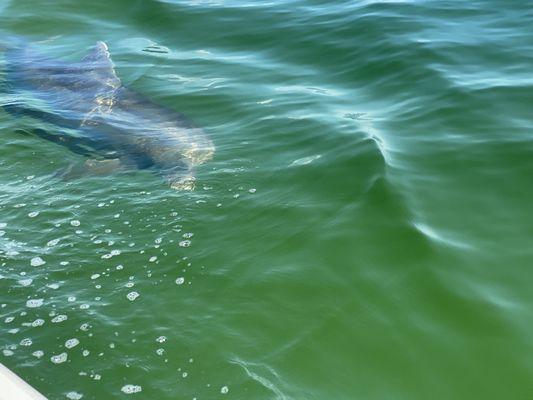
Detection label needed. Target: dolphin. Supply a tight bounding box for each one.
[2,39,214,190]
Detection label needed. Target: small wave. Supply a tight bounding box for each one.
[413,222,474,250]
[230,358,290,400]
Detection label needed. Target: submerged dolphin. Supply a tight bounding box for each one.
[2,39,214,189]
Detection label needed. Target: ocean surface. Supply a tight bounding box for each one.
[1,0,532,399]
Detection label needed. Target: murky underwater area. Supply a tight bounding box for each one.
[1,0,533,399]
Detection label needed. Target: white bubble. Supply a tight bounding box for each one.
[149,256,157,262]
[47,283,60,290]
[52,315,68,323]
[121,385,142,394]
[5,316,14,323]
[156,336,166,343]
[156,348,164,355]
[65,338,80,349]
[26,299,44,308]
[68,296,76,302]
[182,232,194,239]
[175,277,185,285]
[20,338,32,346]
[248,188,257,193]
[66,392,83,400]
[179,240,191,247]
[70,220,81,227]
[47,238,60,247]
[32,350,44,358]
[28,211,39,218]
[127,292,139,301]
[51,352,68,364]
[3,349,14,357]
[32,319,45,327]
[221,386,229,394]
[18,278,33,287]
[91,274,100,280]
[30,257,46,267]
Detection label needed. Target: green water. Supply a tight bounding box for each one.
[1,0,533,399]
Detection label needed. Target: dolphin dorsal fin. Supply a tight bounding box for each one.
[82,41,121,88]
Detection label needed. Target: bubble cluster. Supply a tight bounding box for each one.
[26,299,44,308]
[121,385,142,394]
[127,292,140,301]
[51,352,68,364]
[65,338,80,349]
[32,350,44,358]
[30,257,46,267]
[52,315,68,323]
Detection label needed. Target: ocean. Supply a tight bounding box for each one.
[1,0,532,399]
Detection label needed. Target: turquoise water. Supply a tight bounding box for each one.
[1,0,533,399]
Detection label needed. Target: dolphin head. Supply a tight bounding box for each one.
[148,125,214,190]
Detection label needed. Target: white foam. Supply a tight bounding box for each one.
[51,352,68,364]
[31,257,46,267]
[121,385,142,394]
[32,350,44,358]
[18,278,33,286]
[47,238,61,246]
[127,292,139,301]
[52,314,68,323]
[65,338,80,349]
[26,299,44,308]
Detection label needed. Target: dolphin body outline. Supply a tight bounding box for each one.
[3,39,215,190]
